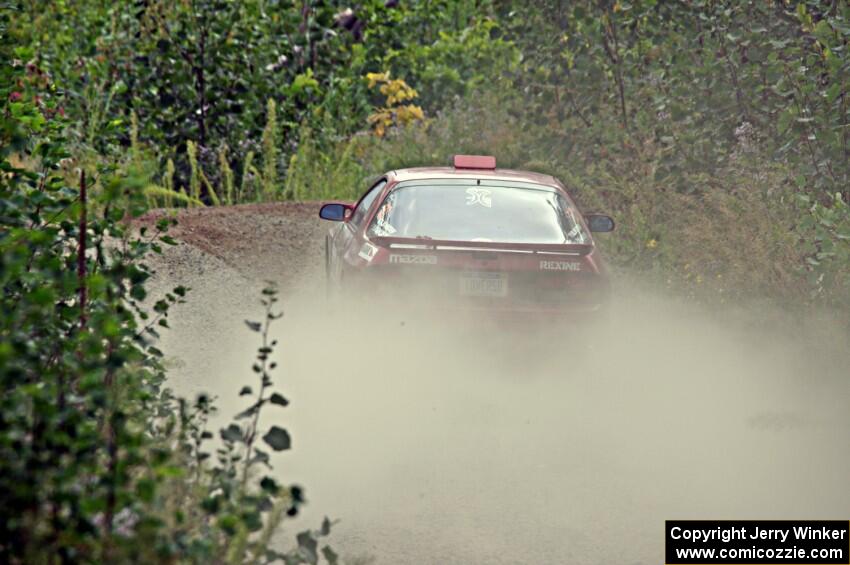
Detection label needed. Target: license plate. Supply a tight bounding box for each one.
[459,272,507,297]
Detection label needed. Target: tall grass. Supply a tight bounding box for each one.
[261,98,278,202]
[218,145,234,205]
[241,150,256,202]
[163,158,176,208]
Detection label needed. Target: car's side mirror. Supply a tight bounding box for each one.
[586,214,615,232]
[319,203,352,221]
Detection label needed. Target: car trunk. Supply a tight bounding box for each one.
[365,237,607,309]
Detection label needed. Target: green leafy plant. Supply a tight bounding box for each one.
[0,34,185,560]
[1,14,336,559]
[148,285,337,564]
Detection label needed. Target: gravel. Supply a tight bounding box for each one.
[137,203,850,565]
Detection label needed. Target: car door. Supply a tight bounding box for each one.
[328,178,387,282]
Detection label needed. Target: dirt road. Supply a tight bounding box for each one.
[143,203,850,564]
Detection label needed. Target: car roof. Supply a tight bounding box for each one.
[389,166,560,188]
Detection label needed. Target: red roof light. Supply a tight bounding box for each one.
[453,155,496,170]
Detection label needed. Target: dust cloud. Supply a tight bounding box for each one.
[156,254,850,564]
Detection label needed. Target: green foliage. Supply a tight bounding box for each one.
[498,0,850,193]
[498,0,850,309]
[1,30,180,559]
[15,0,847,211]
[149,285,337,564]
[8,0,518,204]
[1,13,334,560]
[797,191,850,305]
[381,16,518,112]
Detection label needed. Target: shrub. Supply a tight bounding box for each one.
[1,25,334,561]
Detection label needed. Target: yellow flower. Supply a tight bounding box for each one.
[366,72,389,89]
[395,104,424,125]
[365,71,424,135]
[646,238,657,249]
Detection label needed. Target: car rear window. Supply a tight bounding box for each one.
[366,180,589,244]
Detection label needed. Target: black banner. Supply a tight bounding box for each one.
[666,520,850,564]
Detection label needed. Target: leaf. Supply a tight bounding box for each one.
[296,530,319,565]
[777,108,795,135]
[220,424,243,443]
[130,284,147,301]
[290,70,319,96]
[239,386,252,396]
[202,495,222,514]
[245,320,262,332]
[289,485,304,503]
[265,549,288,562]
[218,514,239,535]
[270,393,289,407]
[814,20,833,45]
[136,478,156,503]
[321,546,339,565]
[251,448,271,467]
[320,516,332,536]
[242,510,263,532]
[262,426,291,451]
[260,476,280,494]
[826,83,841,104]
[235,404,258,419]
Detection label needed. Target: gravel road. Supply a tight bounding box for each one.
[142,203,850,565]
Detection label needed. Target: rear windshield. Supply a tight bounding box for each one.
[366,181,589,244]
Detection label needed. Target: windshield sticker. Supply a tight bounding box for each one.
[566,224,584,243]
[540,260,581,272]
[564,208,586,243]
[358,242,379,262]
[465,187,492,208]
[389,254,437,265]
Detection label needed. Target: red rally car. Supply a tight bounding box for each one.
[318,155,614,314]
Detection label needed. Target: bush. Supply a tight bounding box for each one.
[1,23,334,561]
[8,0,518,205]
